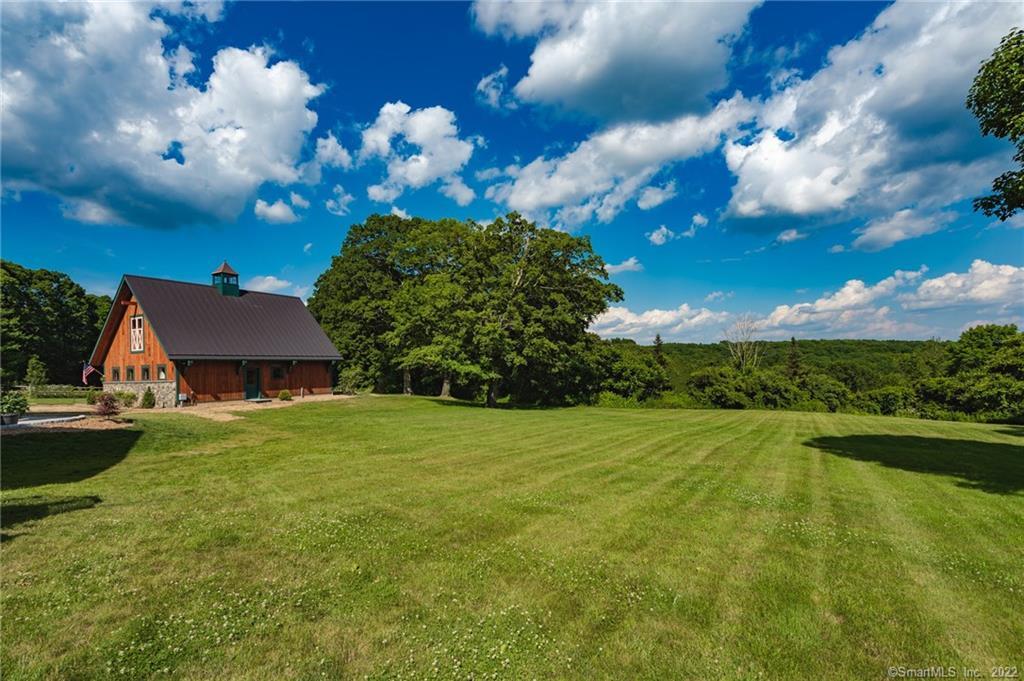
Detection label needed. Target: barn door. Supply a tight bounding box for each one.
[244,367,261,399]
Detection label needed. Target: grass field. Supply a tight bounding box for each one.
[2,397,1022,679]
[26,397,86,406]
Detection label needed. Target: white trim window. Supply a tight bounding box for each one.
[130,315,144,353]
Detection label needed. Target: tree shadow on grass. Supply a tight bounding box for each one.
[1,495,102,543]
[805,435,1024,495]
[424,398,561,411]
[1,429,141,491]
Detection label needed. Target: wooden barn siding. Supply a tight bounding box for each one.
[177,360,334,402]
[101,295,175,382]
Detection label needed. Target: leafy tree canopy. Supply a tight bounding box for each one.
[967,27,1024,220]
[309,213,625,406]
[1,260,110,386]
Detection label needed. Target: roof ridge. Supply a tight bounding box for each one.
[123,274,303,300]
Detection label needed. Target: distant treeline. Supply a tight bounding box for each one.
[634,328,1023,423]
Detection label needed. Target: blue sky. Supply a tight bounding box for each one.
[2,1,1022,342]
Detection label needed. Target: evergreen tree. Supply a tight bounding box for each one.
[24,356,49,395]
[653,333,667,368]
[786,337,804,381]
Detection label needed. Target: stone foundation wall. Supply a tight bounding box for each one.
[104,381,177,408]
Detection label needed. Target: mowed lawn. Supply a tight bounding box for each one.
[2,397,1022,679]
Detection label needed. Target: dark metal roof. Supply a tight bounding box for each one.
[122,275,341,360]
[211,261,239,276]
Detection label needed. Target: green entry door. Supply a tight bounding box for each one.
[244,367,261,399]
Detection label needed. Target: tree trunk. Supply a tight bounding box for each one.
[486,380,498,408]
[439,374,451,399]
[403,368,412,395]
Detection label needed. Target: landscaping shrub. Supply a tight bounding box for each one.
[94,392,120,419]
[115,391,137,408]
[1,389,30,416]
[140,387,156,409]
[278,389,292,401]
[85,388,100,405]
[22,384,89,398]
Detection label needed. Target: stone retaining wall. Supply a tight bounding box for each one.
[104,381,177,408]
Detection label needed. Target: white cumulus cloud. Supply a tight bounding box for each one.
[484,94,755,228]
[254,199,299,224]
[705,290,734,302]
[646,225,676,246]
[1,2,328,228]
[360,101,477,206]
[759,266,928,334]
[591,303,730,342]
[473,1,759,121]
[725,2,1021,227]
[899,260,1024,310]
[636,181,678,210]
[245,275,293,293]
[325,185,355,216]
[682,213,710,238]
[852,209,956,252]
[776,228,806,244]
[476,64,517,111]
[605,257,643,275]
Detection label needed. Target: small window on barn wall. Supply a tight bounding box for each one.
[111,367,121,382]
[126,366,135,381]
[130,315,144,353]
[157,365,167,380]
[272,365,285,380]
[141,366,150,381]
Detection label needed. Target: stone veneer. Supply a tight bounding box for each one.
[103,381,178,408]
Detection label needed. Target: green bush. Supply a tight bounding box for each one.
[334,367,368,395]
[115,391,137,408]
[863,386,917,416]
[597,340,669,401]
[1,389,30,415]
[140,387,156,409]
[85,388,100,405]
[593,391,640,408]
[790,399,829,413]
[800,374,852,412]
[22,384,90,398]
[747,371,803,409]
[643,392,701,409]
[278,389,292,401]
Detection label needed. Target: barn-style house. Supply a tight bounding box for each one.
[89,262,341,407]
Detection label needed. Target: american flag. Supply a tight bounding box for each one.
[82,362,98,385]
